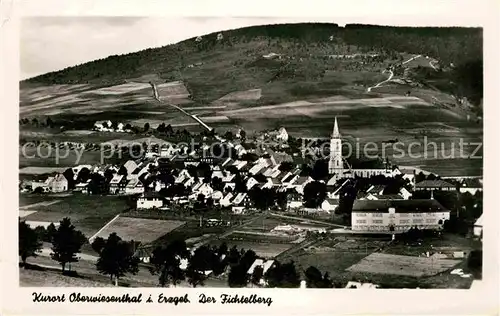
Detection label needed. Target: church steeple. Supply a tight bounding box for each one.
[332,116,340,138]
[329,116,343,177]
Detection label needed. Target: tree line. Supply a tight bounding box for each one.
[19,217,338,287]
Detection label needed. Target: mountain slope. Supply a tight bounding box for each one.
[23,23,483,106]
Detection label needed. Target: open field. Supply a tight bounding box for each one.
[278,235,475,288]
[20,267,109,287]
[20,73,482,177]
[21,195,131,237]
[19,193,60,206]
[19,166,68,175]
[92,216,186,244]
[19,144,124,168]
[346,252,461,277]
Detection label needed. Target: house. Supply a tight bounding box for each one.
[293,176,313,195]
[297,207,325,217]
[399,187,412,200]
[116,122,125,132]
[458,178,483,195]
[222,172,236,183]
[232,193,247,214]
[363,193,404,201]
[247,259,276,285]
[345,281,379,289]
[197,183,214,197]
[366,185,386,195]
[109,174,127,194]
[74,179,91,194]
[327,178,350,199]
[246,177,259,191]
[137,192,164,209]
[281,172,299,187]
[415,180,455,191]
[160,145,176,158]
[397,168,416,187]
[321,199,338,213]
[31,180,50,193]
[351,199,450,232]
[211,190,224,201]
[234,144,247,157]
[47,173,69,193]
[473,214,483,240]
[124,178,144,195]
[123,160,138,177]
[94,120,112,131]
[72,164,93,179]
[220,193,234,207]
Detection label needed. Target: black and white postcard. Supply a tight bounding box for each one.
[1,0,499,315]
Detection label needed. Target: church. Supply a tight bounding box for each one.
[328,117,397,181]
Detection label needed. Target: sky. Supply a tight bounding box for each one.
[20,16,481,80]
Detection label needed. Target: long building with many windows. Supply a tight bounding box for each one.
[351,199,450,232]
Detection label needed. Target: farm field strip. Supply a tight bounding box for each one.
[346,252,461,277]
[92,216,186,244]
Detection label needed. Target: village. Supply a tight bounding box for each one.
[18,117,484,289]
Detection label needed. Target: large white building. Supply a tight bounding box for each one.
[137,192,164,209]
[351,199,450,232]
[328,117,395,181]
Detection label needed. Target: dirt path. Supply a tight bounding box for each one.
[366,54,422,93]
[268,212,345,228]
[367,69,394,92]
[151,83,213,132]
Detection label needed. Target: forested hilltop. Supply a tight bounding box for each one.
[23,23,482,106]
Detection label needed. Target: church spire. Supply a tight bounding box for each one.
[332,116,340,138]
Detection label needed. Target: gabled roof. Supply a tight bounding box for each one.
[367,184,385,194]
[416,180,455,189]
[140,191,163,199]
[232,193,247,205]
[370,194,404,200]
[475,214,483,226]
[110,174,125,184]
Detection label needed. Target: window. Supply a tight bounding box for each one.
[357,213,367,217]
[426,219,435,224]
[372,219,383,224]
[413,219,423,224]
[399,213,409,217]
[399,219,410,224]
[413,213,422,217]
[372,213,383,218]
[356,219,366,224]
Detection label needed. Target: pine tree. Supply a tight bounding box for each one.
[96,233,140,286]
[50,218,87,273]
[19,220,42,267]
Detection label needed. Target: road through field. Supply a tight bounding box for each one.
[151,83,213,132]
[366,70,394,92]
[269,212,345,228]
[366,54,422,92]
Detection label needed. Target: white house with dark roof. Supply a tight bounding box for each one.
[124,178,144,195]
[351,199,450,232]
[247,259,276,285]
[109,174,127,194]
[321,199,339,213]
[123,160,138,176]
[231,193,248,214]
